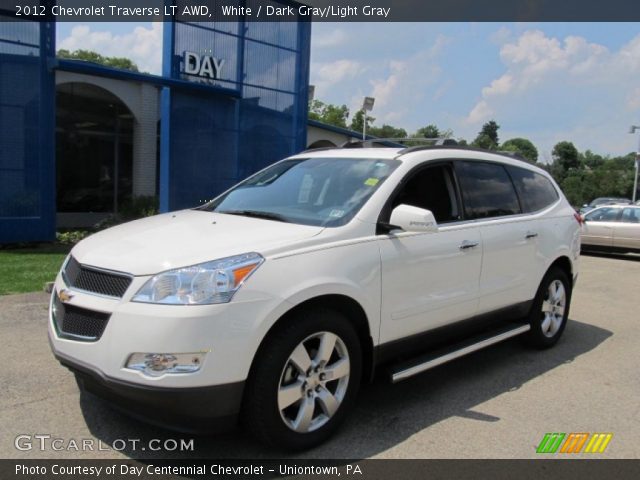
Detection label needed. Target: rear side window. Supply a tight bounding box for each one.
[456,161,521,219]
[584,208,620,222]
[506,166,559,213]
[620,208,640,223]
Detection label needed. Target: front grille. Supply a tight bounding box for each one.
[52,293,111,341]
[63,256,132,298]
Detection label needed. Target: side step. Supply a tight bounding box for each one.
[389,323,531,383]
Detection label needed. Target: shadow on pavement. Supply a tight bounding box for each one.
[78,318,612,461]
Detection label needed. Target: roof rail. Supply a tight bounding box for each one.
[341,137,457,149]
[496,150,527,162]
[397,144,533,164]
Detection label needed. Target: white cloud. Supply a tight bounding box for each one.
[360,35,449,125]
[58,23,163,74]
[311,59,363,96]
[466,100,493,125]
[490,26,512,45]
[314,29,349,48]
[463,29,640,155]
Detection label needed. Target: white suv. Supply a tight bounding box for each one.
[49,146,581,450]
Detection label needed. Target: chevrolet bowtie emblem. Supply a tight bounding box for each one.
[58,289,74,303]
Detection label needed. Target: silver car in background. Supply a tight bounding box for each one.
[581,205,640,253]
[579,197,631,215]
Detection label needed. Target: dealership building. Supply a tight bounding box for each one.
[0,9,367,243]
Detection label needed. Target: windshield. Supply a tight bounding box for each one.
[201,157,400,227]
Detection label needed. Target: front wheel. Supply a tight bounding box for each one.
[524,266,572,348]
[243,309,362,450]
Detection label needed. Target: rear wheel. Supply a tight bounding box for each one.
[243,309,362,450]
[524,266,572,348]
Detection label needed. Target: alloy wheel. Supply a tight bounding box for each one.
[277,331,350,433]
[541,279,566,338]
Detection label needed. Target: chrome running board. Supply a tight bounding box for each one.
[390,324,531,383]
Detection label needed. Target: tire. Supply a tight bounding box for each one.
[242,308,362,450]
[524,266,572,349]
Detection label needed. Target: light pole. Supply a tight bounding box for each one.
[629,126,640,203]
[362,97,375,140]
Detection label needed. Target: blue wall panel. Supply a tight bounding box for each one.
[0,18,55,243]
[164,9,311,211]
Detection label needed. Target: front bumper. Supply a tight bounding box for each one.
[55,349,244,434]
[48,271,284,388]
[47,267,290,432]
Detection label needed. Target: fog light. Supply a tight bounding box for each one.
[126,352,206,377]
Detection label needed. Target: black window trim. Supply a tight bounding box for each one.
[376,157,563,235]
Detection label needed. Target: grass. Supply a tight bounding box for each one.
[0,245,69,295]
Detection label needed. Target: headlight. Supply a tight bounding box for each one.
[132,252,263,305]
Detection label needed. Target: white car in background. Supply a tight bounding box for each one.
[581,205,640,253]
[49,146,581,450]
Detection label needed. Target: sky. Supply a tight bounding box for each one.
[56,21,640,161]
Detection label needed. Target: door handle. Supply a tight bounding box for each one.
[459,240,479,250]
[525,231,538,239]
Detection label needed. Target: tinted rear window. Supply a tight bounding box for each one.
[506,166,559,213]
[456,161,521,219]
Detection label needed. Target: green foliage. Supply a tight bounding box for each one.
[551,141,580,177]
[119,195,159,219]
[501,138,539,164]
[473,121,500,149]
[349,109,375,133]
[473,133,496,150]
[56,230,90,245]
[413,124,441,139]
[308,100,349,128]
[368,124,407,138]
[57,49,139,72]
[551,149,636,207]
[579,150,606,169]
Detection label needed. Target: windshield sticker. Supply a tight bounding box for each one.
[329,209,345,218]
[364,177,380,187]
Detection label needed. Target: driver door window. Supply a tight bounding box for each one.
[390,164,460,223]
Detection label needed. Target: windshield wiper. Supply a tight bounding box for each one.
[218,210,288,223]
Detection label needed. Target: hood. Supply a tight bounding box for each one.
[71,210,324,275]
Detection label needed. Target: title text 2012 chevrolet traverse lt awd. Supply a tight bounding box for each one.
[49,146,580,450]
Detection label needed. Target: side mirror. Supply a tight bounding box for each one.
[387,204,439,233]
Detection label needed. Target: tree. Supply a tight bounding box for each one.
[368,124,407,138]
[552,141,580,171]
[551,141,580,181]
[472,120,500,149]
[349,109,375,133]
[501,138,538,164]
[413,124,440,139]
[579,150,605,170]
[553,150,635,207]
[308,100,349,129]
[57,49,139,72]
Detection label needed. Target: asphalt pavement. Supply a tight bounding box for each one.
[1,253,638,459]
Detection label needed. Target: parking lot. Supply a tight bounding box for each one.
[1,253,639,460]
